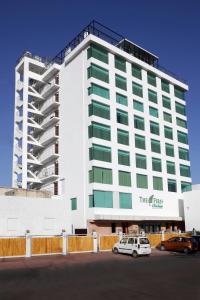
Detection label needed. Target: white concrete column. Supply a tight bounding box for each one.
[62,231,68,255]
[25,232,32,257]
[93,231,98,253]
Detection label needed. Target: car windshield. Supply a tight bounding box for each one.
[140,238,149,244]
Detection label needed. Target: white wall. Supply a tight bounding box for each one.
[183,190,200,231]
[0,196,70,236]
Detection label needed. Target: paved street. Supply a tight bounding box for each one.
[0,250,200,300]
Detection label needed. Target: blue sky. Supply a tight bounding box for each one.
[0,0,200,186]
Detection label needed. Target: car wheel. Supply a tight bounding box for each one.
[160,245,165,251]
[183,248,189,255]
[113,247,118,254]
[132,251,138,258]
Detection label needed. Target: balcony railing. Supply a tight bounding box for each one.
[38,126,59,146]
[41,111,59,129]
[41,78,59,98]
[38,144,59,164]
[41,94,59,114]
[38,164,59,180]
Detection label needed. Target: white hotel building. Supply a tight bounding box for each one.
[12,21,192,234]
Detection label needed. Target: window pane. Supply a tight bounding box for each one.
[132,64,142,79]
[88,83,109,99]
[119,171,131,186]
[147,72,156,86]
[117,129,129,145]
[150,121,160,135]
[174,86,185,100]
[161,80,170,93]
[149,106,158,118]
[136,154,147,169]
[132,82,143,97]
[133,100,144,112]
[118,150,130,166]
[93,190,113,208]
[88,63,109,83]
[151,139,161,153]
[90,167,112,184]
[135,134,145,149]
[89,100,110,119]
[178,131,188,144]
[176,117,187,128]
[89,144,111,162]
[119,193,132,209]
[87,43,108,64]
[152,158,162,172]
[163,112,172,123]
[162,95,171,109]
[71,198,77,210]
[117,109,128,125]
[153,176,163,190]
[137,174,148,189]
[148,89,157,103]
[181,182,192,192]
[179,147,189,160]
[164,126,173,140]
[115,55,126,72]
[167,161,176,174]
[115,74,127,91]
[180,164,191,177]
[116,93,127,106]
[89,122,111,141]
[168,179,177,192]
[134,115,145,130]
[165,143,174,157]
[176,102,186,116]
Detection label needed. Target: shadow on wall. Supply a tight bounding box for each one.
[178,199,185,219]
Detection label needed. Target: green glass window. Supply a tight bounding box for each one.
[116,93,127,106]
[180,164,191,177]
[174,86,185,100]
[176,117,187,128]
[115,74,127,91]
[91,190,113,208]
[161,80,170,93]
[178,131,188,144]
[147,72,156,86]
[137,174,148,189]
[152,158,162,172]
[136,154,147,169]
[89,144,111,162]
[167,161,176,174]
[165,143,174,157]
[181,182,192,192]
[151,139,161,153]
[88,83,109,99]
[89,167,112,184]
[134,115,145,130]
[163,112,172,123]
[119,171,131,186]
[162,95,171,109]
[115,55,126,72]
[89,122,111,141]
[87,63,109,83]
[117,109,128,125]
[150,121,159,135]
[148,89,157,103]
[117,129,129,145]
[119,193,132,209]
[153,176,163,191]
[133,100,144,112]
[179,147,189,161]
[132,82,143,97]
[132,64,142,79]
[135,134,145,149]
[87,43,108,64]
[89,100,110,119]
[176,102,186,116]
[168,179,177,192]
[164,126,173,140]
[71,198,77,210]
[149,106,158,118]
[118,150,130,166]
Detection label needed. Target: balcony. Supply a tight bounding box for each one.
[41,78,59,98]
[42,63,61,82]
[41,111,59,129]
[41,94,59,115]
[38,163,59,182]
[16,95,23,108]
[15,127,23,139]
[38,126,59,146]
[15,145,22,156]
[38,143,59,164]
[17,79,23,91]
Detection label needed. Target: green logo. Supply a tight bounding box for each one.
[139,195,163,209]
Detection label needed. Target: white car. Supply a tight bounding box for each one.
[112,236,151,258]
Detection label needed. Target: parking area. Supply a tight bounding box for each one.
[0,250,200,300]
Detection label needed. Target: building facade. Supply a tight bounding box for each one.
[12,21,192,234]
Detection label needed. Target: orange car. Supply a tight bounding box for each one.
[160,236,198,254]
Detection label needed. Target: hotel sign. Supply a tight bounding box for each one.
[139,195,163,209]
